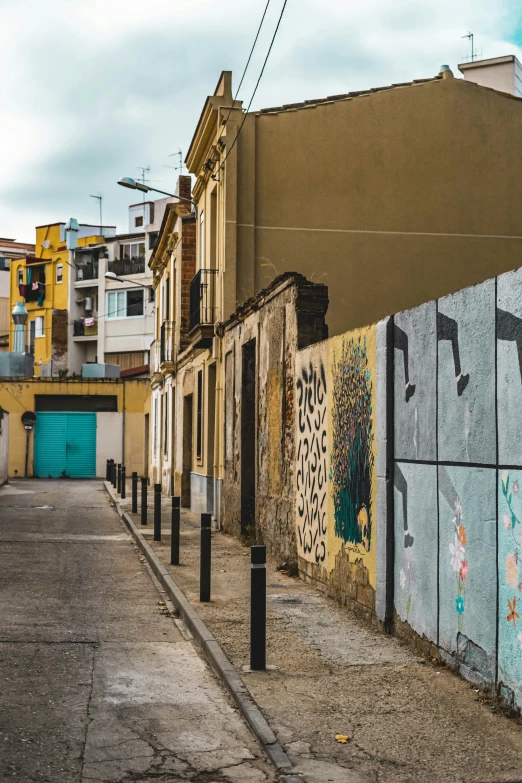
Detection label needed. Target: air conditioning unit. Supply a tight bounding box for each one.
[84,297,93,311]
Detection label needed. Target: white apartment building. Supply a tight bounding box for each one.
[68,199,174,375]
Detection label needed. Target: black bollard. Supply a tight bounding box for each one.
[121,466,126,499]
[106,459,111,481]
[117,463,122,494]
[154,484,162,541]
[112,462,117,488]
[141,477,148,525]
[171,496,180,565]
[250,545,266,671]
[200,513,211,602]
[131,472,138,513]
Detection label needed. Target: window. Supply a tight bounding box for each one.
[56,264,63,284]
[199,211,205,268]
[148,232,158,250]
[135,216,143,227]
[35,316,44,338]
[196,369,203,460]
[17,268,23,286]
[120,242,145,261]
[0,258,7,271]
[107,289,144,318]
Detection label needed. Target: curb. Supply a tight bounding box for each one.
[103,481,302,782]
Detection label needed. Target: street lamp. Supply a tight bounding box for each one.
[117,177,195,209]
[104,271,154,302]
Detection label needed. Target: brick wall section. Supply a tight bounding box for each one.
[176,175,193,216]
[180,216,196,350]
[51,309,68,372]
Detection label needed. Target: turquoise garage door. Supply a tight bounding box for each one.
[34,412,97,478]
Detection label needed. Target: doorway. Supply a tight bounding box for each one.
[241,340,256,533]
[182,395,193,508]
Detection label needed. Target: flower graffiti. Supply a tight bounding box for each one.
[450,498,466,632]
[507,596,520,629]
[501,472,522,546]
[449,534,465,573]
[506,552,520,589]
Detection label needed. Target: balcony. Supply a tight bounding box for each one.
[189,269,218,347]
[76,262,98,282]
[108,258,145,277]
[73,319,98,339]
[160,320,173,364]
[19,283,45,304]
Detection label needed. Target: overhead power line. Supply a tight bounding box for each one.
[214,0,289,177]
[215,0,273,151]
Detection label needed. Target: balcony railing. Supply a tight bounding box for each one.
[76,263,98,281]
[150,340,161,374]
[108,258,145,277]
[160,320,173,363]
[73,319,98,337]
[189,269,218,332]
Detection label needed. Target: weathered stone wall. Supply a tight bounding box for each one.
[221,273,328,567]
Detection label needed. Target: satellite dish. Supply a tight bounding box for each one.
[42,239,50,249]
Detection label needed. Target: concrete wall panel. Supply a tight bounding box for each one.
[497,267,522,466]
[498,468,522,710]
[438,466,497,682]
[394,302,437,461]
[394,462,438,643]
[438,281,496,464]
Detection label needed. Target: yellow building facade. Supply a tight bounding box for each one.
[0,377,149,478]
[9,223,103,376]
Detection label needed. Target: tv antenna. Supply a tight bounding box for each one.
[462,31,479,62]
[89,193,103,235]
[163,149,183,179]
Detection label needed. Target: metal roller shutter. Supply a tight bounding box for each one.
[34,412,97,478]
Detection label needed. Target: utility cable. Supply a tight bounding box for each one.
[214,0,272,152]
[215,0,289,176]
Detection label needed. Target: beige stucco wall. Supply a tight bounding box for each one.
[96,412,123,476]
[235,77,522,337]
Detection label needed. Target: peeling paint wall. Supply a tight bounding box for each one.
[222,274,328,566]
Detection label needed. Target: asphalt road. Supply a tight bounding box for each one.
[0,479,274,783]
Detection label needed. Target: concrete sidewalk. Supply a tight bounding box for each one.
[115,484,522,783]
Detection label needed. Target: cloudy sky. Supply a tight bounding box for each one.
[1,0,521,242]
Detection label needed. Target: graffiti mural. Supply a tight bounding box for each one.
[498,469,522,707]
[296,355,328,564]
[330,335,375,553]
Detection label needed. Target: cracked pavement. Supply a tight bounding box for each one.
[128,494,522,783]
[0,480,276,783]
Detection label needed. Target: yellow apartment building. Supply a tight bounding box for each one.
[9,221,112,376]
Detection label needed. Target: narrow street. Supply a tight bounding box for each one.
[0,479,275,783]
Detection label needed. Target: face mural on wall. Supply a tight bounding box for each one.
[296,358,328,564]
[330,335,374,553]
